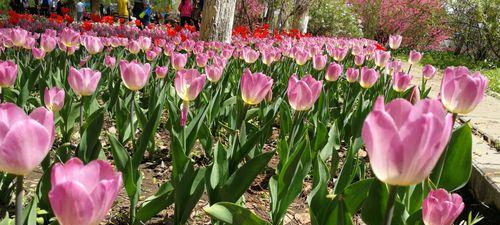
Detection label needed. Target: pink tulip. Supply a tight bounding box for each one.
[287,74,322,111]
[171,53,188,70]
[351,45,363,56]
[44,87,65,112]
[392,72,413,92]
[195,53,209,68]
[440,66,488,114]
[354,54,365,66]
[242,48,259,64]
[408,86,420,104]
[332,48,348,61]
[346,68,359,83]
[68,67,101,96]
[325,62,343,82]
[409,50,423,65]
[240,69,273,105]
[423,189,464,225]
[0,103,54,175]
[387,60,403,75]
[119,60,151,91]
[362,97,453,185]
[388,35,403,49]
[127,40,141,54]
[174,69,206,102]
[359,67,379,88]
[206,65,223,83]
[49,158,122,225]
[261,50,276,66]
[374,50,391,67]
[138,36,152,51]
[32,47,46,60]
[294,49,309,66]
[23,37,36,50]
[155,66,169,79]
[146,50,158,61]
[312,54,327,71]
[82,36,104,55]
[0,60,18,88]
[104,55,116,68]
[40,34,57,52]
[7,28,28,47]
[422,64,437,79]
[60,28,80,48]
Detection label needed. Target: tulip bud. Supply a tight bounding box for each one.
[388,35,403,49]
[155,66,168,79]
[119,60,151,91]
[408,86,420,104]
[240,69,273,105]
[287,74,322,111]
[44,87,65,112]
[422,64,437,80]
[68,67,101,96]
[423,189,464,225]
[409,50,423,65]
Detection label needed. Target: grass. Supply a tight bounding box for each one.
[483,69,500,93]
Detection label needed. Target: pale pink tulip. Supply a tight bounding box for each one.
[332,48,348,61]
[423,189,464,225]
[119,60,151,91]
[155,66,168,79]
[422,64,437,79]
[393,72,413,92]
[82,36,104,55]
[49,158,122,225]
[40,34,57,52]
[359,67,379,88]
[388,35,403,49]
[174,69,206,102]
[8,28,28,47]
[0,103,54,175]
[362,97,453,186]
[32,47,45,60]
[196,53,209,67]
[0,60,18,88]
[312,54,327,71]
[287,74,322,111]
[60,28,80,48]
[354,54,365,66]
[440,66,488,114]
[206,65,223,83]
[294,49,309,66]
[171,53,188,70]
[127,40,141,54]
[44,87,65,112]
[68,67,101,96]
[374,50,391,67]
[346,68,359,83]
[138,36,152,51]
[104,55,116,68]
[240,69,273,105]
[325,62,343,82]
[242,48,259,64]
[409,50,423,65]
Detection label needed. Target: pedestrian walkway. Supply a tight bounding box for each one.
[403,63,500,210]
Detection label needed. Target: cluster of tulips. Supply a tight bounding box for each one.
[0,20,489,225]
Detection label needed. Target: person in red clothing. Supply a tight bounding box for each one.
[178,0,193,27]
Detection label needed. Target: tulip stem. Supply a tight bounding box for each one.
[0,87,3,103]
[383,185,398,225]
[130,91,136,149]
[15,175,24,225]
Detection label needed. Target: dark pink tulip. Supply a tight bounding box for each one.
[325,62,343,82]
[104,55,116,68]
[68,67,101,96]
[422,64,437,79]
[362,97,453,185]
[359,67,379,89]
[119,60,151,91]
[0,60,18,88]
[287,74,322,111]
[346,68,359,83]
[312,54,327,71]
[392,72,413,92]
[388,35,403,49]
[32,47,46,60]
[49,158,122,225]
[174,69,206,102]
[44,87,65,112]
[440,66,488,114]
[409,50,423,65]
[155,66,168,79]
[240,69,273,105]
[423,189,464,225]
[0,103,54,175]
[408,86,420,104]
[146,50,158,61]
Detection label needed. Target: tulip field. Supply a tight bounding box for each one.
[0,15,490,225]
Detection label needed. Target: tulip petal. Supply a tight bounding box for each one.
[49,181,95,225]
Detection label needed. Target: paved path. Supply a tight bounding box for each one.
[403,63,500,209]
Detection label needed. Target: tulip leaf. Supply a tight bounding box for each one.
[132,101,165,167]
[135,182,174,224]
[405,209,424,225]
[77,108,104,163]
[205,202,270,225]
[361,179,405,225]
[0,213,12,225]
[344,178,374,214]
[108,133,130,172]
[21,196,37,225]
[334,138,362,194]
[436,123,473,191]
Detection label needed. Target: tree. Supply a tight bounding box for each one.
[200,0,237,43]
[91,0,100,15]
[290,0,311,33]
[308,0,363,37]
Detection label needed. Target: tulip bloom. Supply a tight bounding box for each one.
[0,60,18,88]
[440,66,488,114]
[0,103,54,175]
[388,35,403,49]
[171,53,188,70]
[240,69,273,105]
[138,36,152,51]
[196,53,209,67]
[374,50,391,68]
[409,50,423,65]
[287,74,322,111]
[423,189,464,225]
[312,54,327,71]
[40,34,57,52]
[119,60,151,91]
[49,158,122,225]
[206,65,223,83]
[44,87,65,112]
[174,69,206,102]
[392,72,413,92]
[32,48,46,60]
[242,48,259,64]
[325,62,343,82]
[146,50,158,61]
[68,67,101,96]
[127,40,141,54]
[82,36,104,55]
[8,28,28,47]
[359,67,379,88]
[332,48,348,61]
[362,97,453,186]
[422,64,437,80]
[294,49,309,66]
[60,28,80,48]
[346,68,359,83]
[155,66,168,79]
[104,55,116,68]
[354,54,365,66]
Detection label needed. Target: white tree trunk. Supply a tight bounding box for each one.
[200,0,237,43]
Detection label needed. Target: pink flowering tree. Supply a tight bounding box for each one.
[350,0,451,49]
[235,0,266,27]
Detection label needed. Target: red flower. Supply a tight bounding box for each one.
[64,14,74,24]
[375,43,387,51]
[119,18,126,25]
[167,28,177,37]
[61,7,70,15]
[135,19,141,27]
[82,21,92,31]
[102,16,114,25]
[90,14,101,23]
[180,33,187,41]
[147,23,154,29]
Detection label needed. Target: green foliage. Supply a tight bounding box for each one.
[483,69,500,93]
[308,0,363,37]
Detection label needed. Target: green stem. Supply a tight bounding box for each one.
[383,185,398,225]
[0,87,3,103]
[130,91,136,149]
[16,175,24,225]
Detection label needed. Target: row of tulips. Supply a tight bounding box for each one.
[0,21,489,225]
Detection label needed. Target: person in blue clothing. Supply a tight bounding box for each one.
[139,1,151,27]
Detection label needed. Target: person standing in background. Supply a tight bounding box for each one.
[178,0,193,27]
[118,0,129,19]
[192,0,204,30]
[55,0,62,15]
[76,0,84,21]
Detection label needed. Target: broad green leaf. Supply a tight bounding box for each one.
[135,182,174,224]
[344,178,374,214]
[205,202,270,225]
[77,108,104,163]
[107,134,130,172]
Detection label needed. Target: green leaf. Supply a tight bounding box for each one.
[132,102,164,167]
[108,134,130,172]
[135,182,174,224]
[333,138,361,194]
[77,108,104,163]
[22,196,38,225]
[174,167,206,225]
[343,179,374,214]
[221,151,275,203]
[437,123,473,191]
[405,209,424,225]
[205,202,270,225]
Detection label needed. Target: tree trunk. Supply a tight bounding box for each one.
[290,0,311,33]
[264,0,275,26]
[200,0,237,43]
[91,0,100,16]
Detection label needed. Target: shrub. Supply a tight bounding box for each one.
[308,0,363,37]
